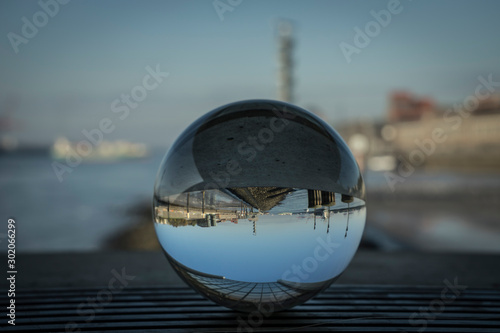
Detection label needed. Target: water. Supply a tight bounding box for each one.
[363,170,500,252]
[1,151,499,253]
[0,150,164,251]
[154,188,366,312]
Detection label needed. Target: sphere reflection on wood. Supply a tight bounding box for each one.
[153,100,366,312]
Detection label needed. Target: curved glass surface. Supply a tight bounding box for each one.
[153,100,366,312]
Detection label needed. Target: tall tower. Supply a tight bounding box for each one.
[277,20,294,103]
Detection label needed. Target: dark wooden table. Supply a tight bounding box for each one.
[1,250,499,332]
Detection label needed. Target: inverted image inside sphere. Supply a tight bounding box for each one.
[153,100,366,312]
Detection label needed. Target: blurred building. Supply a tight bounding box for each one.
[276,20,294,103]
[388,95,500,170]
[388,91,435,122]
[337,92,500,172]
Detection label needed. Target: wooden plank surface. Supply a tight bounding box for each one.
[1,285,499,332]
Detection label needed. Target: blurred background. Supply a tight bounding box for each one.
[1,0,499,253]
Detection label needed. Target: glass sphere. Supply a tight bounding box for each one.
[153,100,366,313]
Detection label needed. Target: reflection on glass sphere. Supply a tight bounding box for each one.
[153,100,366,313]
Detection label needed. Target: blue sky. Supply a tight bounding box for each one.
[156,210,365,282]
[1,0,499,146]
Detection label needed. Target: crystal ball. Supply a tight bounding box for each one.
[153,100,366,313]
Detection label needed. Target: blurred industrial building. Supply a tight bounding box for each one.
[338,91,500,172]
